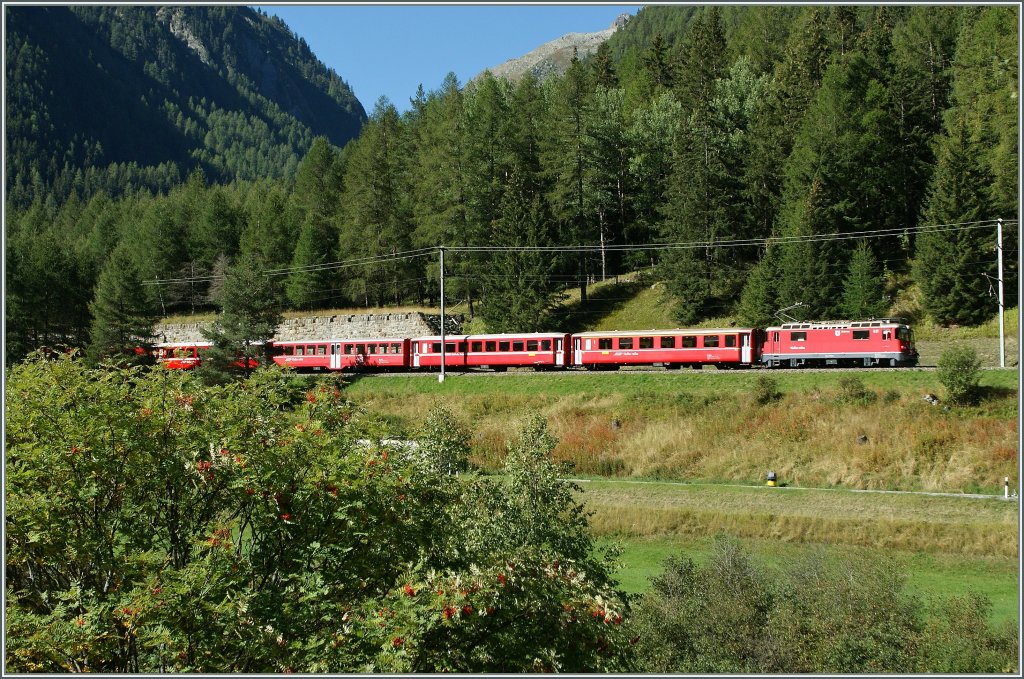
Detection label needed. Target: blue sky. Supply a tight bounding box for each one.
[254,4,644,114]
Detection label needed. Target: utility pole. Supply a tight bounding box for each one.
[997,218,1005,368]
[439,246,446,383]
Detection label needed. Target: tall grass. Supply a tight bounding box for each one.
[345,371,1018,494]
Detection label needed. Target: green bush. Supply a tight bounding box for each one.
[752,375,782,405]
[937,346,982,405]
[629,539,1018,674]
[836,376,878,405]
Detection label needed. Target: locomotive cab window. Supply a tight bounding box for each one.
[682,336,697,348]
[661,336,675,349]
[882,330,891,341]
[598,338,613,350]
[639,337,654,349]
[618,338,634,350]
[725,335,737,348]
[790,332,806,342]
[704,335,720,348]
[853,330,870,340]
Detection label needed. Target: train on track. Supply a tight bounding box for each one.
[152,319,919,372]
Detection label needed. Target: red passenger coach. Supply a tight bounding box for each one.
[154,342,210,370]
[410,333,571,370]
[271,339,410,371]
[572,329,756,369]
[759,319,918,367]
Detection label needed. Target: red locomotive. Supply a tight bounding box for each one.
[151,319,918,372]
[759,319,918,368]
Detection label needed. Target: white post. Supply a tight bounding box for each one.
[439,246,446,383]
[1005,476,1009,500]
[997,218,1005,368]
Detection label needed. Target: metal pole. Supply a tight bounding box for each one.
[439,246,446,383]
[997,218,1005,368]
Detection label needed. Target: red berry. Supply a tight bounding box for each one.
[280,513,291,521]
[76,617,84,626]
[462,605,473,616]
[497,573,506,586]
[392,637,403,648]
[404,583,416,597]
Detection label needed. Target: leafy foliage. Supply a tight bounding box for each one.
[5,357,633,672]
[936,345,982,406]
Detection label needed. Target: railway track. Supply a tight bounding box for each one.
[331,365,943,378]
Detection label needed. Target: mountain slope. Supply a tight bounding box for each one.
[476,13,631,82]
[4,5,366,207]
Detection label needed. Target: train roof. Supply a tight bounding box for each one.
[765,319,909,330]
[272,338,406,344]
[573,328,754,338]
[410,332,568,341]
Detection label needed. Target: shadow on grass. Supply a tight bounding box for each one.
[553,278,650,333]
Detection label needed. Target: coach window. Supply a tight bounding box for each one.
[639,337,654,349]
[317,345,327,355]
[682,336,696,348]
[432,342,442,353]
[471,341,483,352]
[542,339,552,351]
[446,343,456,353]
[368,344,377,354]
[725,335,737,348]
[661,336,675,349]
[499,341,510,351]
[619,338,634,350]
[527,340,538,351]
[853,330,870,340]
[704,335,720,348]
[486,341,497,352]
[283,346,294,356]
[513,341,524,352]
[790,332,806,342]
[599,338,613,350]
[297,346,306,356]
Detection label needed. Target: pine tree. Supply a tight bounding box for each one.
[285,216,337,310]
[915,114,994,326]
[737,247,780,327]
[86,243,158,365]
[199,254,283,384]
[842,241,887,319]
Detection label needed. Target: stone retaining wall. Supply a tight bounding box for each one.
[153,313,463,344]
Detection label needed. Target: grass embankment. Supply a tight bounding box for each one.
[344,370,1018,494]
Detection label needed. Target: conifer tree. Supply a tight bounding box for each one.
[842,241,887,319]
[737,247,781,327]
[199,254,283,384]
[914,114,994,326]
[86,243,158,365]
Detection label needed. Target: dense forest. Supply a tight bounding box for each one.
[4,5,365,208]
[4,4,1019,364]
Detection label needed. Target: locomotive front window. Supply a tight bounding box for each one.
[790,332,806,342]
[618,338,634,350]
[853,330,870,340]
[486,341,497,352]
[661,336,675,349]
[725,335,737,348]
[598,338,613,350]
[542,340,552,351]
[513,341,524,352]
[499,341,510,351]
[682,336,696,348]
[639,337,654,349]
[527,340,538,351]
[704,335,720,348]
[897,327,910,341]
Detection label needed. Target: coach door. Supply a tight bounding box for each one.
[574,337,582,365]
[330,343,342,370]
[741,333,752,364]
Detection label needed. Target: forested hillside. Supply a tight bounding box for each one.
[4,5,365,208]
[4,5,1019,365]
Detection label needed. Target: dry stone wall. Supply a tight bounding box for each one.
[153,313,463,344]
